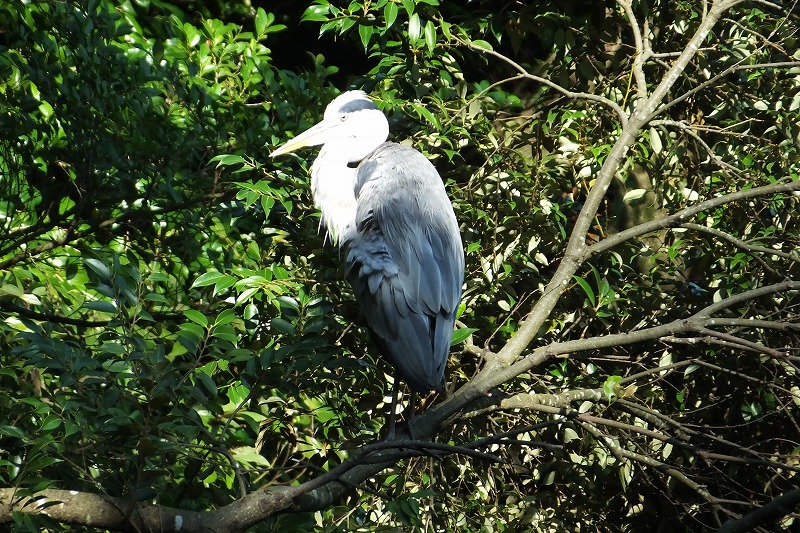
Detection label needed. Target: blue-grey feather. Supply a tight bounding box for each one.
[342,142,464,392]
[337,98,378,114]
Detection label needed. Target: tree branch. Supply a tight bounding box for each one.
[459,280,800,406]
[3,1,786,530]
[573,412,725,506]
[587,178,800,257]
[650,58,800,123]
[718,488,800,533]
[468,0,746,387]
[651,119,748,176]
[462,41,629,126]
[617,0,649,100]
[682,222,800,264]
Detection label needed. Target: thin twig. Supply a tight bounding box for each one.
[617,0,649,100]
[682,222,800,263]
[588,178,800,257]
[461,40,629,126]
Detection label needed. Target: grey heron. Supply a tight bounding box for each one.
[270,91,464,427]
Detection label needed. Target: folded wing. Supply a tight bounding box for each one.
[342,143,464,392]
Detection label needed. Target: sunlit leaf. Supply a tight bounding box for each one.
[451,327,477,345]
[184,309,208,327]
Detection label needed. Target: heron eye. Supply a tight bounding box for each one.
[339,115,348,122]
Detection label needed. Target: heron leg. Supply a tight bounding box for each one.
[385,375,399,440]
[406,391,418,440]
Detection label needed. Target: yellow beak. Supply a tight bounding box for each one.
[270,119,340,158]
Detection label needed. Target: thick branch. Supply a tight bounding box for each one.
[0,486,301,533]
[587,178,800,257]
[480,0,741,379]
[718,488,800,533]
[0,437,502,532]
[682,222,800,263]
[465,280,799,401]
[693,279,800,318]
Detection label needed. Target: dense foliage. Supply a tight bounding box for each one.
[1,0,799,531]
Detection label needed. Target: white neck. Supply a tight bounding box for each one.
[308,105,389,244]
[311,146,359,244]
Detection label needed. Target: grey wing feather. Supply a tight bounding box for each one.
[343,142,464,392]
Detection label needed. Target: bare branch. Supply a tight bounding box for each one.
[442,74,528,129]
[650,61,800,123]
[574,414,725,506]
[698,327,788,357]
[588,178,800,257]
[500,388,604,410]
[467,280,800,400]
[471,0,752,383]
[617,0,649,99]
[682,222,800,264]
[705,317,800,331]
[718,488,800,533]
[693,280,800,318]
[462,41,629,126]
[652,119,747,176]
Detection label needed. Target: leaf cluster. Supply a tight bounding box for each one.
[1,1,799,532]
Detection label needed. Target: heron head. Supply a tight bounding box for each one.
[270,90,389,162]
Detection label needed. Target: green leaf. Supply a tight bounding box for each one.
[384,2,398,28]
[573,276,596,308]
[236,287,260,305]
[19,293,41,305]
[603,375,622,400]
[622,188,648,202]
[214,276,237,295]
[192,271,229,289]
[38,100,54,121]
[195,372,218,399]
[40,415,62,432]
[471,39,493,51]
[85,258,112,280]
[649,126,663,154]
[270,317,296,335]
[440,19,452,41]
[424,20,436,53]
[144,292,168,303]
[412,103,439,128]
[210,154,246,168]
[276,296,300,312]
[451,327,477,345]
[302,4,331,22]
[214,308,237,326]
[358,23,374,50]
[83,300,117,313]
[255,8,268,36]
[408,13,421,41]
[184,309,208,327]
[260,195,275,219]
[211,324,239,344]
[1,425,27,440]
[25,456,63,472]
[231,446,271,467]
[0,284,23,297]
